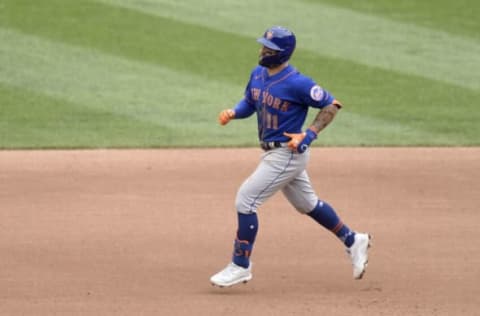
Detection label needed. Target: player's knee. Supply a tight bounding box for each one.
[292,200,318,214]
[235,199,254,214]
[294,206,310,214]
[235,194,256,214]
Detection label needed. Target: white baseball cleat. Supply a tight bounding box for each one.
[347,233,371,279]
[210,262,253,287]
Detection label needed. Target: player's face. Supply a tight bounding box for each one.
[259,46,278,59]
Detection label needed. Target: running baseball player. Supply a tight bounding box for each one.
[210,26,371,287]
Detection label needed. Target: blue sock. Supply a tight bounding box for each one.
[307,200,355,247]
[232,212,258,268]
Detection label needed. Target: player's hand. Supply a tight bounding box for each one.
[218,109,235,125]
[284,128,317,153]
[283,132,305,151]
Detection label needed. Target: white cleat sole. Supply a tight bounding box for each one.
[210,274,252,288]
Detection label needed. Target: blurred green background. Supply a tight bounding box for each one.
[0,0,479,148]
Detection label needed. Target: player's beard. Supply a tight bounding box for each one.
[258,53,279,68]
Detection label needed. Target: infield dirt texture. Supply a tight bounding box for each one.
[1,148,479,316]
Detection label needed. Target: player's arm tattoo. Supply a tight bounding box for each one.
[309,104,339,134]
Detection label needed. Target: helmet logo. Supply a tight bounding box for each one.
[266,31,273,39]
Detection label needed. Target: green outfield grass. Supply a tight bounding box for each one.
[0,0,479,148]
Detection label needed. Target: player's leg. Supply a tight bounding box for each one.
[211,149,306,287]
[281,170,371,279]
[235,148,307,214]
[234,149,306,263]
[281,170,355,245]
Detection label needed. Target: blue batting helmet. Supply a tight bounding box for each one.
[257,26,296,68]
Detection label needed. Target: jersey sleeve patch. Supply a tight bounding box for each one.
[310,85,324,101]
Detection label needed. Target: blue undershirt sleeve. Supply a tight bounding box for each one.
[233,99,256,119]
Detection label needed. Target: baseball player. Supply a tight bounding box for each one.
[210,26,371,288]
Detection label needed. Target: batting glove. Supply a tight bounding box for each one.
[218,109,235,125]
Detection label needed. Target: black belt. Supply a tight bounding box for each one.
[260,141,287,151]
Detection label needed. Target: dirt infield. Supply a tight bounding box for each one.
[1,148,479,316]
